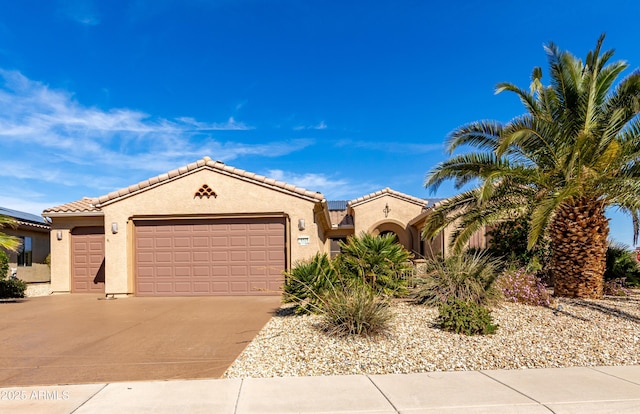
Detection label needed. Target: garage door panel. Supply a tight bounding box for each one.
[192,251,210,262]
[230,251,247,261]
[230,281,249,293]
[231,266,248,276]
[211,236,228,247]
[212,251,229,261]
[174,251,192,262]
[192,236,209,247]
[71,228,106,293]
[175,282,192,292]
[173,237,191,248]
[193,266,210,276]
[230,236,247,247]
[135,218,285,296]
[249,235,266,246]
[155,253,172,262]
[212,266,228,276]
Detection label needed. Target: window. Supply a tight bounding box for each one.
[17,236,32,266]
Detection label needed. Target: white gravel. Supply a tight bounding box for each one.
[224,292,640,378]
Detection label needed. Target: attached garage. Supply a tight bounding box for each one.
[44,157,329,296]
[134,217,286,296]
[71,227,106,293]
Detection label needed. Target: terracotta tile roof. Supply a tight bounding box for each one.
[92,157,325,206]
[348,187,428,208]
[42,197,102,215]
[43,157,325,215]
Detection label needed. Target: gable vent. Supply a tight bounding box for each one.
[195,184,217,199]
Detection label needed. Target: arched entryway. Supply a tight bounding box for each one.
[368,220,412,252]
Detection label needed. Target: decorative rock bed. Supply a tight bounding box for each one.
[224,292,640,378]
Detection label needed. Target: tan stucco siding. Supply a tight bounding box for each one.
[48,216,104,293]
[350,195,426,253]
[351,195,424,234]
[99,169,323,294]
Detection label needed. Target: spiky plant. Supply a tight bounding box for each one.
[0,215,20,252]
[413,251,502,307]
[424,34,640,299]
[336,232,412,296]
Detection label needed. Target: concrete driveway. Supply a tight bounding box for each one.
[0,294,280,387]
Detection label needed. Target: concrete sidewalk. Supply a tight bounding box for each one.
[2,366,640,413]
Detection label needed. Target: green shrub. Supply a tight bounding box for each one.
[320,287,392,337]
[336,232,412,296]
[438,298,498,335]
[486,217,551,268]
[605,243,640,287]
[496,267,551,306]
[0,250,9,280]
[413,251,501,306]
[0,278,27,299]
[283,253,338,314]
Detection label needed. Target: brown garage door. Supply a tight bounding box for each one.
[71,227,106,293]
[134,218,286,296]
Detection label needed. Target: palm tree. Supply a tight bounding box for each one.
[423,34,640,299]
[0,215,20,252]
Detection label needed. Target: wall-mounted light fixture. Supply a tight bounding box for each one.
[298,219,305,231]
[383,203,391,218]
[56,230,62,241]
[111,222,118,234]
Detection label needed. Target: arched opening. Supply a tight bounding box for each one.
[369,220,411,252]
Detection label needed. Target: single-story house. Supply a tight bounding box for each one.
[0,206,51,282]
[43,157,486,296]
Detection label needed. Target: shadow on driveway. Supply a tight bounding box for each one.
[0,294,280,387]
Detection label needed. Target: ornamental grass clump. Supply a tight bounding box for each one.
[320,287,392,337]
[496,267,551,306]
[413,251,501,307]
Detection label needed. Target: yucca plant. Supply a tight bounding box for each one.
[320,286,392,337]
[336,232,412,296]
[413,251,502,306]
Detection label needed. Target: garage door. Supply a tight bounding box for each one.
[134,218,286,296]
[71,227,106,293]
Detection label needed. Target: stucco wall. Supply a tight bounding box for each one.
[351,195,426,253]
[99,168,324,294]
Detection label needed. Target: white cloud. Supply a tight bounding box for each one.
[0,70,312,188]
[293,121,327,131]
[265,169,380,200]
[334,139,443,154]
[175,116,253,131]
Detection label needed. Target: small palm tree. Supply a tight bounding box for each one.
[0,215,20,252]
[424,34,640,299]
[336,232,412,295]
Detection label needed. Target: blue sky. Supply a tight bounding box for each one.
[1,0,640,245]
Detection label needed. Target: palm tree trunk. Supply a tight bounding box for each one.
[549,198,609,299]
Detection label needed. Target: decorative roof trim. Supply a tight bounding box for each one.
[348,187,428,208]
[15,220,50,230]
[92,157,325,208]
[42,197,103,216]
